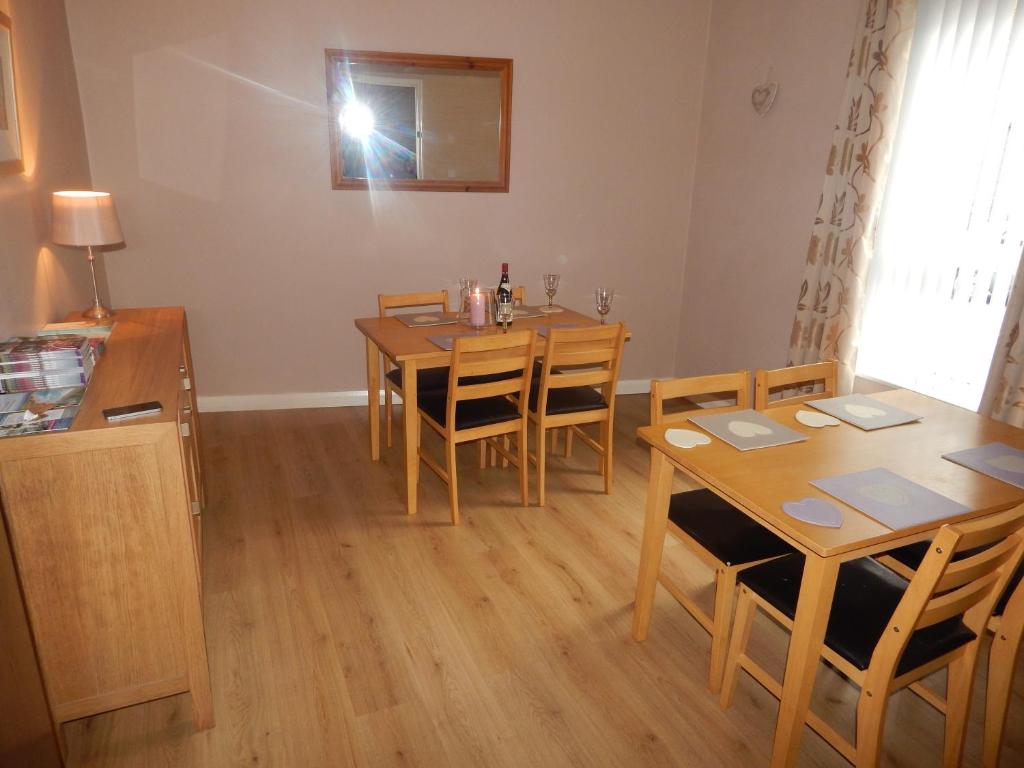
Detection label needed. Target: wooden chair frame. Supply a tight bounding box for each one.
[720,505,1024,767]
[418,329,535,525]
[875,551,1024,767]
[648,370,787,692]
[378,290,450,448]
[527,324,626,506]
[754,360,838,410]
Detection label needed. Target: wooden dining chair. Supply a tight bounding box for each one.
[647,371,795,692]
[754,359,838,410]
[719,504,1024,767]
[527,323,626,506]
[378,291,451,448]
[417,330,535,525]
[875,540,1024,767]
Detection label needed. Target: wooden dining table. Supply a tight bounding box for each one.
[354,306,628,515]
[630,388,1024,767]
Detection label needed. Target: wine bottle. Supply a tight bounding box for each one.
[497,262,512,303]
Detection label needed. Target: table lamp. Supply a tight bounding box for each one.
[51,191,125,319]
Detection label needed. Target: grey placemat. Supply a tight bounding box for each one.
[688,408,808,451]
[943,443,1024,489]
[427,332,485,351]
[808,393,922,431]
[394,312,459,328]
[811,467,969,530]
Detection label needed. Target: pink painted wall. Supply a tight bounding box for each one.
[676,0,861,377]
[64,0,712,397]
[0,0,99,339]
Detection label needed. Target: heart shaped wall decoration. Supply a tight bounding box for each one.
[751,81,779,117]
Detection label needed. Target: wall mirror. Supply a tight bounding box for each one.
[325,50,512,192]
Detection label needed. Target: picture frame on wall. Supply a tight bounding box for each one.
[0,11,23,176]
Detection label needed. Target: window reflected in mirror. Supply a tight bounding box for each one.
[325,50,512,192]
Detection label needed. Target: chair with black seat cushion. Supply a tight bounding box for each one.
[527,323,625,507]
[876,539,1024,766]
[719,504,1024,767]
[418,329,535,525]
[754,359,838,410]
[648,370,795,692]
[378,291,451,449]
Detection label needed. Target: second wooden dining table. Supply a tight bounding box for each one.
[354,306,628,515]
[632,388,1024,767]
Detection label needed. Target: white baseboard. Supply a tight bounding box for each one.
[197,378,656,413]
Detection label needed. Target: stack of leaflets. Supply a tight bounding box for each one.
[38,320,114,357]
[0,387,85,438]
[0,336,97,394]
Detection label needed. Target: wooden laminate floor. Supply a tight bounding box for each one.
[64,395,1024,767]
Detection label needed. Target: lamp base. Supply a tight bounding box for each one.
[82,303,112,320]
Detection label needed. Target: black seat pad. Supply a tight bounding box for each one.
[418,392,520,431]
[881,541,1024,617]
[385,367,449,392]
[529,385,607,415]
[739,554,976,675]
[668,489,794,566]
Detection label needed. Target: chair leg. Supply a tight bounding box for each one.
[854,683,890,768]
[478,440,487,469]
[550,428,559,454]
[709,569,737,694]
[502,435,511,469]
[984,627,1023,768]
[518,429,529,506]
[720,585,756,709]
[384,383,393,448]
[446,437,460,525]
[537,427,547,507]
[565,427,574,457]
[601,419,613,494]
[943,652,978,768]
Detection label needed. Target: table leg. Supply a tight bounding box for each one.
[365,337,380,461]
[402,360,419,515]
[631,448,675,641]
[770,555,840,768]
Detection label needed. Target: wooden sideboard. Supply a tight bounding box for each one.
[0,307,213,742]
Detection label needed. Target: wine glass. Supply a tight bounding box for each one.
[541,274,561,312]
[594,287,614,324]
[458,278,477,324]
[497,297,515,332]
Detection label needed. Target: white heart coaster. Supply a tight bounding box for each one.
[986,454,1024,474]
[795,409,840,428]
[858,482,912,507]
[413,315,439,323]
[665,428,711,449]
[728,420,772,438]
[845,403,886,419]
[782,497,843,528]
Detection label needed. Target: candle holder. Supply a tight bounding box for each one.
[468,287,488,328]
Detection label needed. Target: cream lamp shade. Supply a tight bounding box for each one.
[51,191,124,247]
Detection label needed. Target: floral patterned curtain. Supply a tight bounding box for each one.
[981,258,1024,426]
[787,0,918,392]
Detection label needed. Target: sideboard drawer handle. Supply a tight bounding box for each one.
[180,422,191,438]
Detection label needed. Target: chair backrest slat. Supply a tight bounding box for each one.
[754,360,837,410]
[546,370,612,389]
[447,330,535,426]
[378,290,450,317]
[933,537,1018,593]
[650,370,750,426]
[535,324,626,419]
[863,504,1024,689]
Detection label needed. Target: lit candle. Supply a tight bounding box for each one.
[469,288,486,327]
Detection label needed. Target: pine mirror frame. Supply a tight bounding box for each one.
[324,49,512,193]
